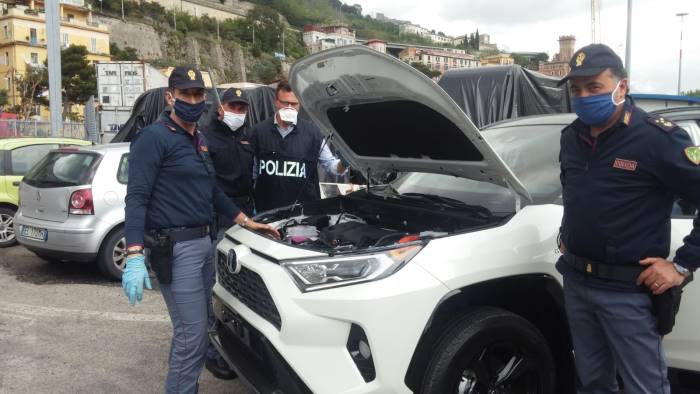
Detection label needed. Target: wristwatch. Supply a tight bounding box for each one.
[673,262,691,277]
[240,217,250,228]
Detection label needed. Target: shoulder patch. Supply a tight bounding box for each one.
[684,146,700,165]
[647,115,678,133]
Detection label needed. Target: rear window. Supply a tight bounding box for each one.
[24,151,100,188]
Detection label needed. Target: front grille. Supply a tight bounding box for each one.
[217,252,282,330]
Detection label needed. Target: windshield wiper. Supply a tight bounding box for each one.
[399,192,493,220]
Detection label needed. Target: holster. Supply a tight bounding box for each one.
[651,274,693,336]
[144,231,174,285]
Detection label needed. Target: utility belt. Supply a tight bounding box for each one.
[562,252,644,282]
[563,252,693,336]
[144,225,212,285]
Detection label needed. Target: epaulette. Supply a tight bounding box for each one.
[647,114,678,133]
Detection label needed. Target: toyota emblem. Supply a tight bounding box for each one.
[226,249,239,274]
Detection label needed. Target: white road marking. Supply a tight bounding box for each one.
[0,301,170,323]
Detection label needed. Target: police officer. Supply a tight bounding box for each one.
[122,66,279,393]
[200,88,254,380]
[558,44,700,393]
[203,88,255,217]
[251,80,347,212]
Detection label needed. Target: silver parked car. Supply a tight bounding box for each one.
[15,143,129,279]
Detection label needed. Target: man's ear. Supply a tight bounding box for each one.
[618,79,629,99]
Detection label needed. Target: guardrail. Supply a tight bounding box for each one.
[0,120,87,140]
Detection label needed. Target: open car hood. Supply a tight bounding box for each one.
[289,45,531,203]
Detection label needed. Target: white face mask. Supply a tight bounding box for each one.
[223,111,246,131]
[278,107,298,125]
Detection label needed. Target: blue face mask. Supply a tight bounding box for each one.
[572,80,625,126]
[173,98,206,123]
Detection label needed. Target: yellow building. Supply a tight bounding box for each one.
[480,53,514,66]
[0,0,111,113]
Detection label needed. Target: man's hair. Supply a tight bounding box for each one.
[276,80,293,98]
[610,67,628,81]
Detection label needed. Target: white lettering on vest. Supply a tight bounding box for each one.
[258,160,307,178]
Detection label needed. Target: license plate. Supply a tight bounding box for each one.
[20,225,47,242]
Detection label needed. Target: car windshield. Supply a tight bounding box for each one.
[23,151,100,188]
[391,123,563,213]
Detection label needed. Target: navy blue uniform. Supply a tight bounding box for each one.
[202,118,256,218]
[251,117,324,212]
[558,101,700,289]
[558,101,700,393]
[125,111,240,246]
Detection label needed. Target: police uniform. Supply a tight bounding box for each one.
[251,116,329,212]
[125,67,240,393]
[557,45,700,393]
[202,88,255,218]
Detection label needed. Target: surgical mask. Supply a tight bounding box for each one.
[223,111,246,131]
[278,107,298,125]
[572,80,625,126]
[173,99,206,123]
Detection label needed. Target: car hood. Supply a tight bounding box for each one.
[289,45,531,203]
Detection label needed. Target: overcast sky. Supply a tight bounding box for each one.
[352,0,699,95]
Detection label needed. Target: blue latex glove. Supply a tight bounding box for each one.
[121,255,152,306]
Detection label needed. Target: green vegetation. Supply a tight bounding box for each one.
[110,43,140,61]
[410,62,440,79]
[61,45,97,119]
[683,89,700,98]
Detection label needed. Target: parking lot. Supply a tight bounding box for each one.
[0,245,251,394]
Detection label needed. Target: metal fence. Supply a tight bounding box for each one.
[0,119,87,140]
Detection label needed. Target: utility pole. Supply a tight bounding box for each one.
[121,0,124,20]
[173,9,176,31]
[676,12,688,95]
[45,0,62,136]
[625,0,632,82]
[252,23,255,47]
[216,19,220,41]
[281,28,285,55]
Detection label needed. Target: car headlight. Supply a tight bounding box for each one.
[281,244,422,292]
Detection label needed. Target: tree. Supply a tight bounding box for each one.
[683,89,700,97]
[14,65,48,119]
[110,42,140,61]
[59,45,97,119]
[475,29,480,50]
[0,89,8,109]
[410,62,441,79]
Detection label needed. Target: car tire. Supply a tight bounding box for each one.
[97,227,126,280]
[0,207,17,247]
[420,307,556,394]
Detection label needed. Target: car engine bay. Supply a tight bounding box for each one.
[256,191,510,254]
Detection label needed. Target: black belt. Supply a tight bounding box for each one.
[563,253,645,283]
[153,225,210,243]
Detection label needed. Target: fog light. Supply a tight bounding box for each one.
[346,324,376,382]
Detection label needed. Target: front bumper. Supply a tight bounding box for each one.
[210,298,312,394]
[212,229,450,393]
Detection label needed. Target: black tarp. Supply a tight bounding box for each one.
[438,65,571,128]
[111,86,278,142]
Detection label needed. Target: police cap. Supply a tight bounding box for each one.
[558,44,625,86]
[169,66,205,90]
[221,88,249,106]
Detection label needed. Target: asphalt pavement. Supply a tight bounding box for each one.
[0,244,251,394]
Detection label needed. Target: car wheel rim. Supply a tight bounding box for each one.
[453,341,540,394]
[0,213,15,243]
[113,237,126,271]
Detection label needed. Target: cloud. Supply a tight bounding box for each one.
[352,0,700,93]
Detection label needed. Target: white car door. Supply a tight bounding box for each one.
[664,201,700,371]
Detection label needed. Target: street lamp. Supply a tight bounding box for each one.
[676,12,688,95]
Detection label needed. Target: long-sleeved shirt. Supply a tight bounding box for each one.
[557,101,700,291]
[125,112,240,246]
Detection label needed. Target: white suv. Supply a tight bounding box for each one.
[210,46,700,393]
